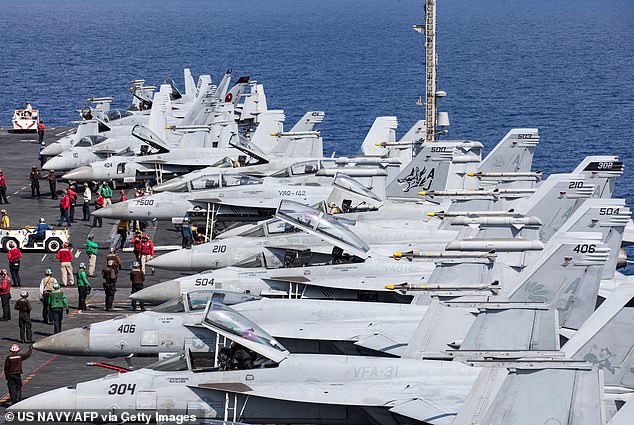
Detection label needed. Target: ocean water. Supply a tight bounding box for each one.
[1,0,633,266]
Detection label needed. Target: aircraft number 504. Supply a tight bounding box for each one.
[195,278,215,286]
[599,207,620,215]
[117,324,136,333]
[108,384,136,395]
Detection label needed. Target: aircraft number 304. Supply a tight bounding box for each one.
[108,384,136,395]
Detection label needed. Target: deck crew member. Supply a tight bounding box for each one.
[48,283,69,334]
[39,269,57,324]
[14,291,32,343]
[7,241,22,287]
[4,343,33,405]
[29,166,41,198]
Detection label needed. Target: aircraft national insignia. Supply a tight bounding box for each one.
[397,166,435,192]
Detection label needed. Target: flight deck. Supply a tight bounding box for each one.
[0,128,184,418]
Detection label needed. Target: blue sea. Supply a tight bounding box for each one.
[1,0,633,266]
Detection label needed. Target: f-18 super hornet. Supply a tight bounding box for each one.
[144,167,616,273]
[60,73,253,183]
[42,84,179,172]
[150,111,329,192]
[40,68,206,157]
[12,243,625,425]
[91,127,540,225]
[33,235,607,358]
[135,193,629,308]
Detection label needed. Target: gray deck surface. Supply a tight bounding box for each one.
[0,128,188,419]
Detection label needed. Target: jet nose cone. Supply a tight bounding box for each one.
[130,280,181,304]
[40,142,63,156]
[91,201,129,219]
[8,386,77,411]
[34,327,91,355]
[42,156,66,171]
[148,249,193,271]
[62,166,94,181]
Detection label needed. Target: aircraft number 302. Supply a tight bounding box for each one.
[108,384,136,395]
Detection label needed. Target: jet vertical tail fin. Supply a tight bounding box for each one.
[504,237,608,329]
[250,110,285,154]
[271,133,324,159]
[516,173,597,241]
[213,69,233,102]
[564,282,634,389]
[183,68,196,98]
[289,111,325,133]
[240,83,268,122]
[552,199,630,279]
[147,85,171,141]
[195,75,212,99]
[360,116,397,156]
[224,76,250,105]
[478,128,539,173]
[573,156,624,199]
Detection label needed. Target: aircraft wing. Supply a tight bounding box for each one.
[191,197,278,209]
[136,157,223,167]
[262,274,415,291]
[194,381,460,423]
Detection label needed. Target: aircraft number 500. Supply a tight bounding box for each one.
[135,199,154,206]
[212,245,227,253]
[117,324,136,333]
[195,278,215,286]
[108,384,136,395]
[573,244,596,253]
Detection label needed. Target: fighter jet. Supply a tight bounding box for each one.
[144,168,613,274]
[60,74,253,183]
[151,115,422,193]
[34,235,606,359]
[42,84,178,172]
[40,68,204,157]
[13,256,625,424]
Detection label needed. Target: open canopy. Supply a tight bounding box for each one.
[276,200,371,258]
[202,302,289,363]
